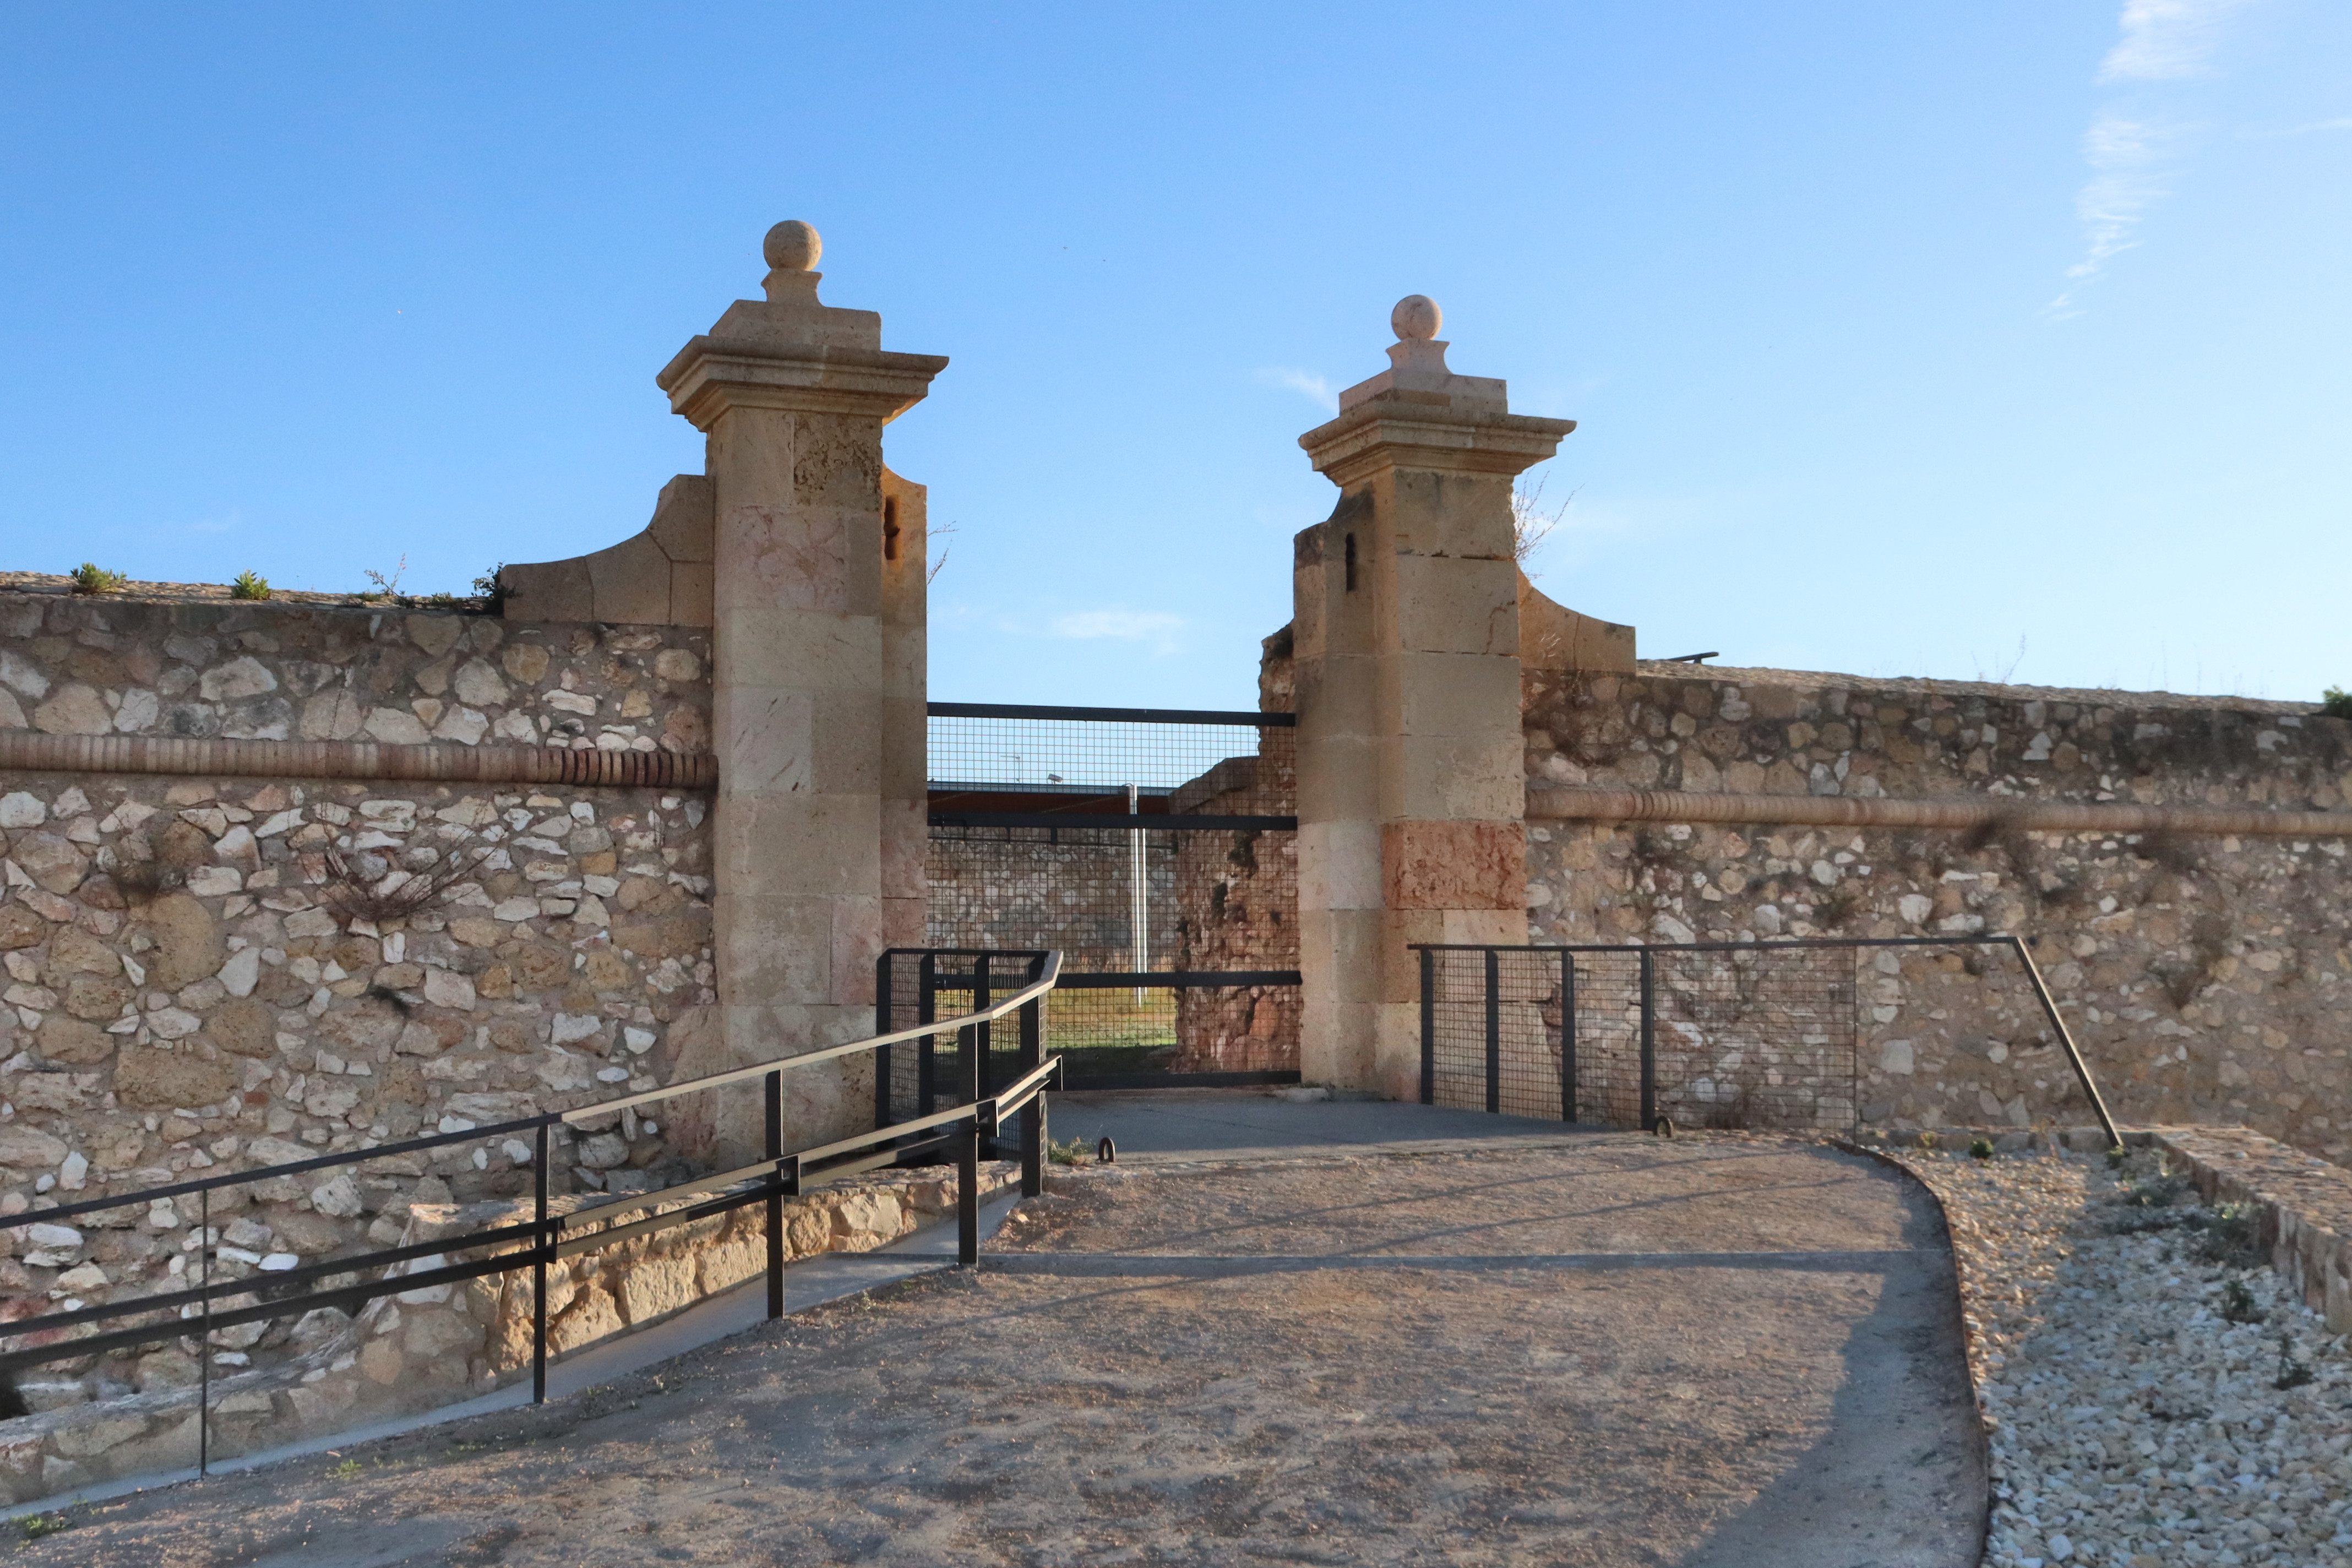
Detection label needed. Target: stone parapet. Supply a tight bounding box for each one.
[2142,1125,2352,1333]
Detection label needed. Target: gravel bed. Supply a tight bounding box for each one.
[1893,1146,2352,1568]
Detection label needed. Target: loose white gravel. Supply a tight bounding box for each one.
[1894,1148,2352,1568]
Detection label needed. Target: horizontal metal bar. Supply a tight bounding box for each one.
[2,1113,559,1232]
[928,701,1293,727]
[573,952,1060,1119]
[1061,1069,1302,1091]
[555,1158,779,1231]
[1408,935,2017,954]
[1044,970,1302,989]
[927,812,1294,834]
[0,1219,546,1341]
[553,1186,761,1260]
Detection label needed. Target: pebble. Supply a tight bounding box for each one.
[1894,1149,2352,1568]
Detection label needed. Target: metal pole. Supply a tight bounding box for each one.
[958,1015,981,1267]
[765,1069,785,1319]
[1561,951,1578,1124]
[975,953,994,1105]
[2010,935,2122,1148]
[1020,959,1044,1199]
[1419,948,1435,1106]
[873,951,893,1130]
[917,952,937,1117]
[1639,948,1657,1131]
[1129,783,1147,1004]
[198,1185,209,1477]
[1484,948,1501,1115]
[532,1121,548,1403]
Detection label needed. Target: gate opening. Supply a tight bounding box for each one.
[926,702,1300,1089]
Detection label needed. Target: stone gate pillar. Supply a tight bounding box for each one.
[1292,296,1575,1098]
[656,221,946,1140]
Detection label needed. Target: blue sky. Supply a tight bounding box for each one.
[2,2,2346,707]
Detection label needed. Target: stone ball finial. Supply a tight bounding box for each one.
[764,220,822,273]
[1391,294,1442,341]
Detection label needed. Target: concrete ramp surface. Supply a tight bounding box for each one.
[16,1120,1982,1567]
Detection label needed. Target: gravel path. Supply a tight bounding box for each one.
[11,1136,1981,1566]
[1891,1147,2352,1568]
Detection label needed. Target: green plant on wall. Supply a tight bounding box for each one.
[2323,687,2352,720]
[230,570,271,601]
[68,563,127,595]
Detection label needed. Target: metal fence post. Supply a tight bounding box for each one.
[1418,948,1435,1106]
[1560,951,1577,1124]
[532,1121,549,1403]
[873,952,894,1130]
[974,954,995,1104]
[198,1185,210,1477]
[917,952,938,1117]
[2010,935,2122,1147]
[958,1015,982,1266]
[765,1069,786,1319]
[1020,957,1044,1198]
[1638,948,1657,1131]
[1484,948,1501,1115]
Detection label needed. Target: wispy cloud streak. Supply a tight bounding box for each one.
[1254,367,1336,410]
[2050,0,2256,318]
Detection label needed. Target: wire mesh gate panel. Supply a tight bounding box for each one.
[924,703,1299,1087]
[1417,934,2121,1139]
[1419,941,1864,1134]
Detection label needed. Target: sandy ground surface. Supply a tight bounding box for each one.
[10,1135,1983,1567]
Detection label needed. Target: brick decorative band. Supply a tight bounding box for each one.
[0,731,717,791]
[1526,785,2352,839]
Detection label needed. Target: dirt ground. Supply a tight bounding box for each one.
[10,1135,1984,1567]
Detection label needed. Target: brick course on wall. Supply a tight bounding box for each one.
[1523,663,2352,1159]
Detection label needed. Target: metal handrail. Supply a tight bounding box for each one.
[0,948,1066,1476]
[1411,933,2119,1148]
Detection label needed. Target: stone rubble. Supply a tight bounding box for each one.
[1895,1146,2352,1567]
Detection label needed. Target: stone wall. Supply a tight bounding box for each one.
[0,587,721,1418]
[1523,662,2352,1158]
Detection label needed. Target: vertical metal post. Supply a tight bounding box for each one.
[1484,948,1501,1115]
[1020,958,1044,1199]
[917,952,938,1117]
[957,1013,981,1267]
[2010,935,2122,1148]
[1419,948,1435,1106]
[1638,948,1657,1131]
[974,953,994,1105]
[1129,783,1147,1003]
[765,1069,785,1319]
[1560,951,1578,1124]
[873,951,894,1130]
[198,1185,210,1476]
[532,1121,549,1403]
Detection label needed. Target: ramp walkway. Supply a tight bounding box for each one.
[17,1098,1985,1567]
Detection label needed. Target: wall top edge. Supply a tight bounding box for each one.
[1603,659,2329,719]
[0,574,490,619]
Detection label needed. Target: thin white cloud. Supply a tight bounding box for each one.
[1254,367,1337,410]
[2050,0,2258,318]
[2100,0,2251,82]
[1050,609,1184,655]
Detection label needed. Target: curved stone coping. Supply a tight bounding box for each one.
[1528,785,2352,838]
[0,732,715,791]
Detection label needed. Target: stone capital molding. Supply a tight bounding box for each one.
[657,341,949,431]
[1298,399,1577,487]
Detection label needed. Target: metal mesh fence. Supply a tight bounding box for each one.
[1422,942,1863,1133]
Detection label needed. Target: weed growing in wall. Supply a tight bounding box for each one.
[67,563,126,594]
[230,569,271,600]
[2323,686,2352,720]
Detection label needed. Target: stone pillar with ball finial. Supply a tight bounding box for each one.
[656,221,948,1146]
[1292,295,1577,1100]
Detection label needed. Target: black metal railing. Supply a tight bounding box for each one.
[1414,934,2117,1145]
[0,949,1064,1476]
